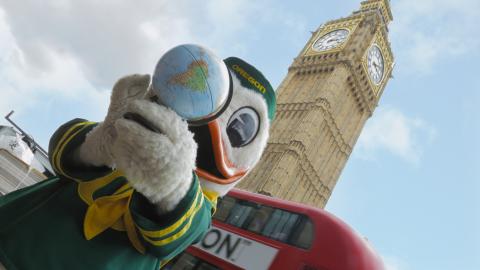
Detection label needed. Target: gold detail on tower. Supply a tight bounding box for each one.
[359,0,393,25]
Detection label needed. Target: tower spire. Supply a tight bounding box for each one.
[354,0,393,27]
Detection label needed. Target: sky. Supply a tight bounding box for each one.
[0,0,479,269]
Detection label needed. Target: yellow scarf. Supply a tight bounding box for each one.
[77,170,219,255]
[77,170,146,254]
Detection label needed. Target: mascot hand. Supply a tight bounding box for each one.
[112,100,197,213]
[77,74,150,167]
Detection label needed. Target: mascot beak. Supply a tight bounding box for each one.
[190,120,248,185]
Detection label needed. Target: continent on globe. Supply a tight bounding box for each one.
[168,60,209,92]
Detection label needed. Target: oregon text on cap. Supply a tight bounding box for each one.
[231,64,267,94]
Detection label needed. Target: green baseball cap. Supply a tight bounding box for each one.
[224,57,276,121]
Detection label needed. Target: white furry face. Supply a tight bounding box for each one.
[217,75,270,170]
[196,74,270,196]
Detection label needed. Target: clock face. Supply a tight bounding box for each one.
[367,44,385,85]
[312,29,350,52]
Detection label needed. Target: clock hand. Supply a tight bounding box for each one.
[327,38,339,44]
[373,62,381,74]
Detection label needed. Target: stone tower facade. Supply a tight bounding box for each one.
[237,0,394,208]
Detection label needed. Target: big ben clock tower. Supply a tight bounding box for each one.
[237,0,394,208]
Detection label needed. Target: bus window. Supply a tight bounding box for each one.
[290,218,314,249]
[246,205,274,233]
[262,209,300,242]
[213,196,313,249]
[213,196,236,222]
[225,201,255,227]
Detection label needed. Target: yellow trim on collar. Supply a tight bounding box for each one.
[201,188,218,214]
[77,170,124,205]
[83,185,133,240]
[78,170,145,254]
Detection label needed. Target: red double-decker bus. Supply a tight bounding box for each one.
[164,189,384,270]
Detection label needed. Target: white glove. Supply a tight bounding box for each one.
[112,100,197,213]
[76,74,150,167]
[76,74,197,212]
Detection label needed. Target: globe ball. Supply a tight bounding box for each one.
[152,44,231,124]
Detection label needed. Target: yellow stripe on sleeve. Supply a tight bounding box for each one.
[54,122,96,181]
[51,122,88,173]
[138,186,203,239]
[141,195,205,246]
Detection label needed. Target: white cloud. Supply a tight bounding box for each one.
[355,106,436,165]
[0,8,109,118]
[0,0,197,88]
[0,0,305,121]
[390,0,480,74]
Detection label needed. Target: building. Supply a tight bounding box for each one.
[0,125,49,195]
[237,0,394,208]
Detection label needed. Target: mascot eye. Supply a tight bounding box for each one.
[227,107,260,147]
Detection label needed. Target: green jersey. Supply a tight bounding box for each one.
[0,119,215,270]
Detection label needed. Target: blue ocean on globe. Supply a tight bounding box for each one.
[152,44,230,121]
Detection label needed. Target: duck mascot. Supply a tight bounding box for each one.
[0,44,276,270]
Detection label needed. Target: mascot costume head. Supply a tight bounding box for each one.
[190,56,276,197]
[0,44,275,270]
